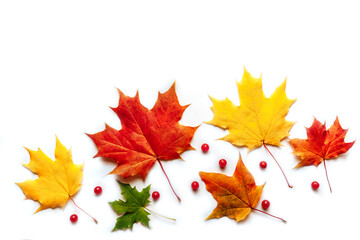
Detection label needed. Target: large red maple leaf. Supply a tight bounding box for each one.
[88,83,197,201]
[289,117,355,192]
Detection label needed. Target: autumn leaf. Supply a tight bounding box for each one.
[16,137,97,222]
[207,68,295,187]
[110,181,175,231]
[199,154,286,223]
[289,117,355,192]
[88,83,197,201]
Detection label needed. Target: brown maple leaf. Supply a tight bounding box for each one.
[289,117,355,192]
[87,83,198,201]
[199,154,286,223]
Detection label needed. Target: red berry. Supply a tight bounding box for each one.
[191,181,199,190]
[70,214,78,223]
[261,200,270,209]
[259,161,267,169]
[311,181,320,190]
[152,191,160,200]
[201,143,209,152]
[94,186,102,195]
[219,159,227,168]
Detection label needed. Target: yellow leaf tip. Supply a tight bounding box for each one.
[243,66,248,73]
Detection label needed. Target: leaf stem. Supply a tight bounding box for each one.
[144,207,176,221]
[252,208,287,223]
[157,159,181,202]
[323,160,332,193]
[69,196,98,224]
[263,143,293,188]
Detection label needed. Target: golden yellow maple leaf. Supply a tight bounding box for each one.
[16,137,83,213]
[208,68,295,150]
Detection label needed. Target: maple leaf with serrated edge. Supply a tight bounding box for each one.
[207,68,295,188]
[16,137,97,222]
[88,83,198,201]
[289,117,355,192]
[199,154,286,223]
[110,181,175,231]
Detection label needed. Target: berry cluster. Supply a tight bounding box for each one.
[69,143,322,223]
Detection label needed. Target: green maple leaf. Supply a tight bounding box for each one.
[109,182,151,231]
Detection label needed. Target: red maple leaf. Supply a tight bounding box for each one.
[289,117,355,192]
[88,83,198,201]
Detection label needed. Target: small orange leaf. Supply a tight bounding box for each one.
[199,154,285,223]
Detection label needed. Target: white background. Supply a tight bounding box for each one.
[1,1,359,239]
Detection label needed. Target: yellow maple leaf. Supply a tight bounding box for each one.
[207,68,295,188]
[208,68,295,150]
[16,137,83,213]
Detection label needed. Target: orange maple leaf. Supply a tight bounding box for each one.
[199,154,286,223]
[88,83,197,201]
[289,117,355,192]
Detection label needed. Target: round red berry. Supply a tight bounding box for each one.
[311,181,320,190]
[219,159,227,168]
[261,200,270,209]
[152,191,160,200]
[70,214,78,223]
[94,186,102,195]
[191,181,199,190]
[201,143,209,152]
[259,161,267,169]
